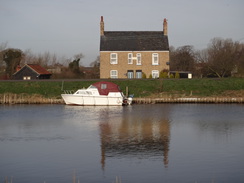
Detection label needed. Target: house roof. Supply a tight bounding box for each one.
[100,31,169,51]
[26,64,51,75]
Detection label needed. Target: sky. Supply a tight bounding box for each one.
[1,0,244,66]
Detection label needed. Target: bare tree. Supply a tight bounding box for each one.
[195,49,209,63]
[90,56,100,67]
[51,53,58,66]
[89,56,100,78]
[22,49,35,65]
[206,38,242,78]
[0,42,8,66]
[170,45,196,72]
[235,43,244,76]
[42,51,51,66]
[23,50,60,67]
[74,53,84,61]
[194,49,210,77]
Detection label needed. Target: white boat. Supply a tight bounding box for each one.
[61,81,133,106]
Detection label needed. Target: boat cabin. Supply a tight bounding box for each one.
[92,81,122,95]
[74,81,122,96]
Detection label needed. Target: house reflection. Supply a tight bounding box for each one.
[99,107,171,169]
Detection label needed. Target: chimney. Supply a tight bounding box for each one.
[100,16,104,36]
[163,18,168,36]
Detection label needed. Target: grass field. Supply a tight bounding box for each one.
[0,78,243,98]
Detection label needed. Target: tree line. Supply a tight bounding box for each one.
[170,38,244,78]
[0,37,244,79]
[0,43,99,79]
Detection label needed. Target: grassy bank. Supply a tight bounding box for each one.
[0,78,243,99]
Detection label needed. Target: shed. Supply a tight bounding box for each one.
[13,64,52,80]
[169,71,192,79]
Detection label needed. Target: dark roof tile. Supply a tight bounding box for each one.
[100,31,169,51]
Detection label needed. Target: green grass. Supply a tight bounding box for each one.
[0,78,243,98]
[161,78,244,96]
[0,80,95,98]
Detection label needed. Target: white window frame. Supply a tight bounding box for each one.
[110,70,118,78]
[128,53,133,64]
[110,53,118,64]
[152,53,159,65]
[136,53,142,65]
[152,70,159,78]
[127,70,134,79]
[136,70,142,79]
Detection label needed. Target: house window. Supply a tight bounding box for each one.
[110,53,118,64]
[152,70,159,78]
[23,76,31,80]
[110,70,118,78]
[128,53,133,64]
[127,70,134,79]
[152,53,159,65]
[137,53,141,65]
[136,70,142,78]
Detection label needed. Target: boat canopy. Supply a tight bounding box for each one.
[92,81,121,95]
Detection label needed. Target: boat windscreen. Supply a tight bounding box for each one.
[88,85,97,89]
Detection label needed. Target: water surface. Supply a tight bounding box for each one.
[0,104,244,183]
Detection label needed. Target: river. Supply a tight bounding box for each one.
[0,104,244,183]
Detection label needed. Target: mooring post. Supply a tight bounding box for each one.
[61,81,64,91]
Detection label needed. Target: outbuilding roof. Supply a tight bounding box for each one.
[27,64,51,75]
[13,64,51,76]
[100,31,169,51]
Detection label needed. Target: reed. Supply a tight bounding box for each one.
[0,93,64,104]
[133,97,244,104]
[1,93,243,104]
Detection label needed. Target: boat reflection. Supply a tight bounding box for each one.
[99,106,171,169]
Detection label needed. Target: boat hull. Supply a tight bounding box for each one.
[61,94,124,106]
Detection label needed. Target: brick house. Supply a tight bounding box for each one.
[99,16,170,79]
[13,64,52,80]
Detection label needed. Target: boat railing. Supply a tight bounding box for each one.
[63,90,75,94]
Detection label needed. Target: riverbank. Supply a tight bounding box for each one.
[0,93,63,104]
[134,97,244,104]
[0,78,243,104]
[0,93,243,104]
